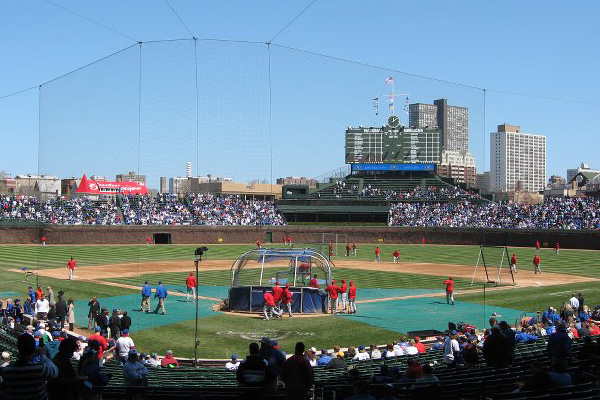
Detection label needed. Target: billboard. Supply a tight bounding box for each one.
[75,174,148,195]
[351,163,436,172]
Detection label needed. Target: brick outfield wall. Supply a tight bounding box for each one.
[0,225,599,250]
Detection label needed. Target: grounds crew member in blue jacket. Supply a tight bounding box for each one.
[141,281,152,313]
[154,282,168,315]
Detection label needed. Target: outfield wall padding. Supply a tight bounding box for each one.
[0,225,599,250]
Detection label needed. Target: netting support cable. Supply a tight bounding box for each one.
[163,0,196,39]
[37,85,42,176]
[267,0,321,45]
[194,38,200,177]
[267,44,273,186]
[137,42,143,177]
[40,0,139,43]
[483,88,486,174]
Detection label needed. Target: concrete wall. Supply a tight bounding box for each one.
[0,225,599,250]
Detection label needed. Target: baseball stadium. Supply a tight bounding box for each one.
[1,3,600,400]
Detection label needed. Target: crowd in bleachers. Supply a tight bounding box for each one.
[1,287,600,399]
[389,197,600,229]
[1,195,121,225]
[0,193,286,226]
[187,194,285,226]
[361,185,481,201]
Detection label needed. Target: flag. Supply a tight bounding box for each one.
[385,76,394,84]
[373,97,379,116]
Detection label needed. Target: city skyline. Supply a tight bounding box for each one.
[1,1,599,186]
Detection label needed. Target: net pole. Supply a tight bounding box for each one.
[497,249,505,286]
[471,247,482,285]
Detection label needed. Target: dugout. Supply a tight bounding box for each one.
[228,248,332,313]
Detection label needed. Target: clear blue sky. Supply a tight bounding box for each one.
[1,1,599,188]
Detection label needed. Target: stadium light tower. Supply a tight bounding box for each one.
[193,246,208,364]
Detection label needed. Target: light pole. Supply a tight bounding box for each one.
[193,246,208,365]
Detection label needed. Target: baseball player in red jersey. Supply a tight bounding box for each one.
[348,281,357,313]
[392,250,400,264]
[352,242,357,256]
[272,282,283,312]
[255,239,262,249]
[346,242,351,257]
[535,240,540,253]
[309,274,320,289]
[325,280,340,314]
[533,254,541,274]
[262,289,281,320]
[281,283,293,318]
[510,253,517,274]
[443,276,455,305]
[339,279,348,312]
[67,256,76,280]
[287,235,292,248]
[41,235,47,246]
[555,242,560,255]
[146,236,152,246]
[375,246,381,262]
[421,236,426,247]
[185,272,197,302]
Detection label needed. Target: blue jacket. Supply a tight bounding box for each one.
[515,333,538,343]
[29,289,36,302]
[141,284,152,297]
[317,355,331,366]
[155,285,167,299]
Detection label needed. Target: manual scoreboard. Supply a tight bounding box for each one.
[345,125,441,164]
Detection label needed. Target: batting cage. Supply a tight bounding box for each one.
[228,247,332,313]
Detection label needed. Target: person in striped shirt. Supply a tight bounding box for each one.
[2,333,58,400]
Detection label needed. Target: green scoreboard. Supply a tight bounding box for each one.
[345,125,441,164]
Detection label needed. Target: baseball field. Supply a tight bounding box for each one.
[0,242,599,358]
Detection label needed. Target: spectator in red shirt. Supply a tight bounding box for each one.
[325,280,340,314]
[281,283,293,318]
[443,276,455,305]
[309,274,320,289]
[161,350,180,368]
[272,282,283,312]
[339,279,348,313]
[35,286,44,301]
[533,255,542,274]
[392,250,400,264]
[348,281,357,314]
[414,336,427,354]
[185,272,196,302]
[281,342,314,400]
[262,290,280,320]
[89,326,108,359]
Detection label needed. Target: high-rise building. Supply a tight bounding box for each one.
[116,171,146,185]
[159,177,168,193]
[490,124,546,193]
[409,98,469,153]
[436,151,477,187]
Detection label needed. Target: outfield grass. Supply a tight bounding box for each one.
[130,314,402,359]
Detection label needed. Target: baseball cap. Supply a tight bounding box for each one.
[52,331,60,338]
[189,272,194,275]
[321,348,327,354]
[129,349,138,356]
[122,329,129,335]
[270,340,279,348]
[33,331,43,338]
[260,337,270,344]
[94,326,101,332]
[310,347,317,353]
[358,345,365,350]
[231,354,238,360]
[1,351,10,360]
[151,352,157,358]
[285,283,290,287]
[451,330,458,335]
[414,336,420,341]
[275,281,280,285]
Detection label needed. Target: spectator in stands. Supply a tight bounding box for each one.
[327,351,347,370]
[145,352,160,368]
[36,286,44,301]
[370,344,381,359]
[443,331,460,368]
[48,337,83,400]
[547,323,572,362]
[122,349,148,400]
[109,309,121,340]
[259,337,285,394]
[55,296,67,329]
[89,326,108,360]
[95,308,109,337]
[405,340,419,356]
[78,340,111,399]
[161,350,180,368]
[115,329,135,364]
[87,297,100,330]
[2,333,58,399]
[35,294,50,320]
[281,342,314,400]
[45,331,61,360]
[431,336,444,351]
[353,346,370,361]
[46,286,55,307]
[549,359,572,387]
[0,351,11,369]
[226,354,240,371]
[317,349,331,366]
[519,361,553,393]
[483,326,511,368]
[236,342,270,389]
[498,320,516,362]
[414,363,439,388]
[371,365,393,384]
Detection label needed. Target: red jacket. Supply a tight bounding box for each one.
[393,251,400,258]
[161,354,180,367]
[340,283,347,293]
[281,288,292,304]
[443,279,454,292]
[375,247,381,255]
[272,286,283,302]
[309,279,320,289]
[511,255,517,265]
[325,285,339,299]
[186,275,196,289]
[264,292,276,307]
[533,256,540,265]
[348,286,357,299]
